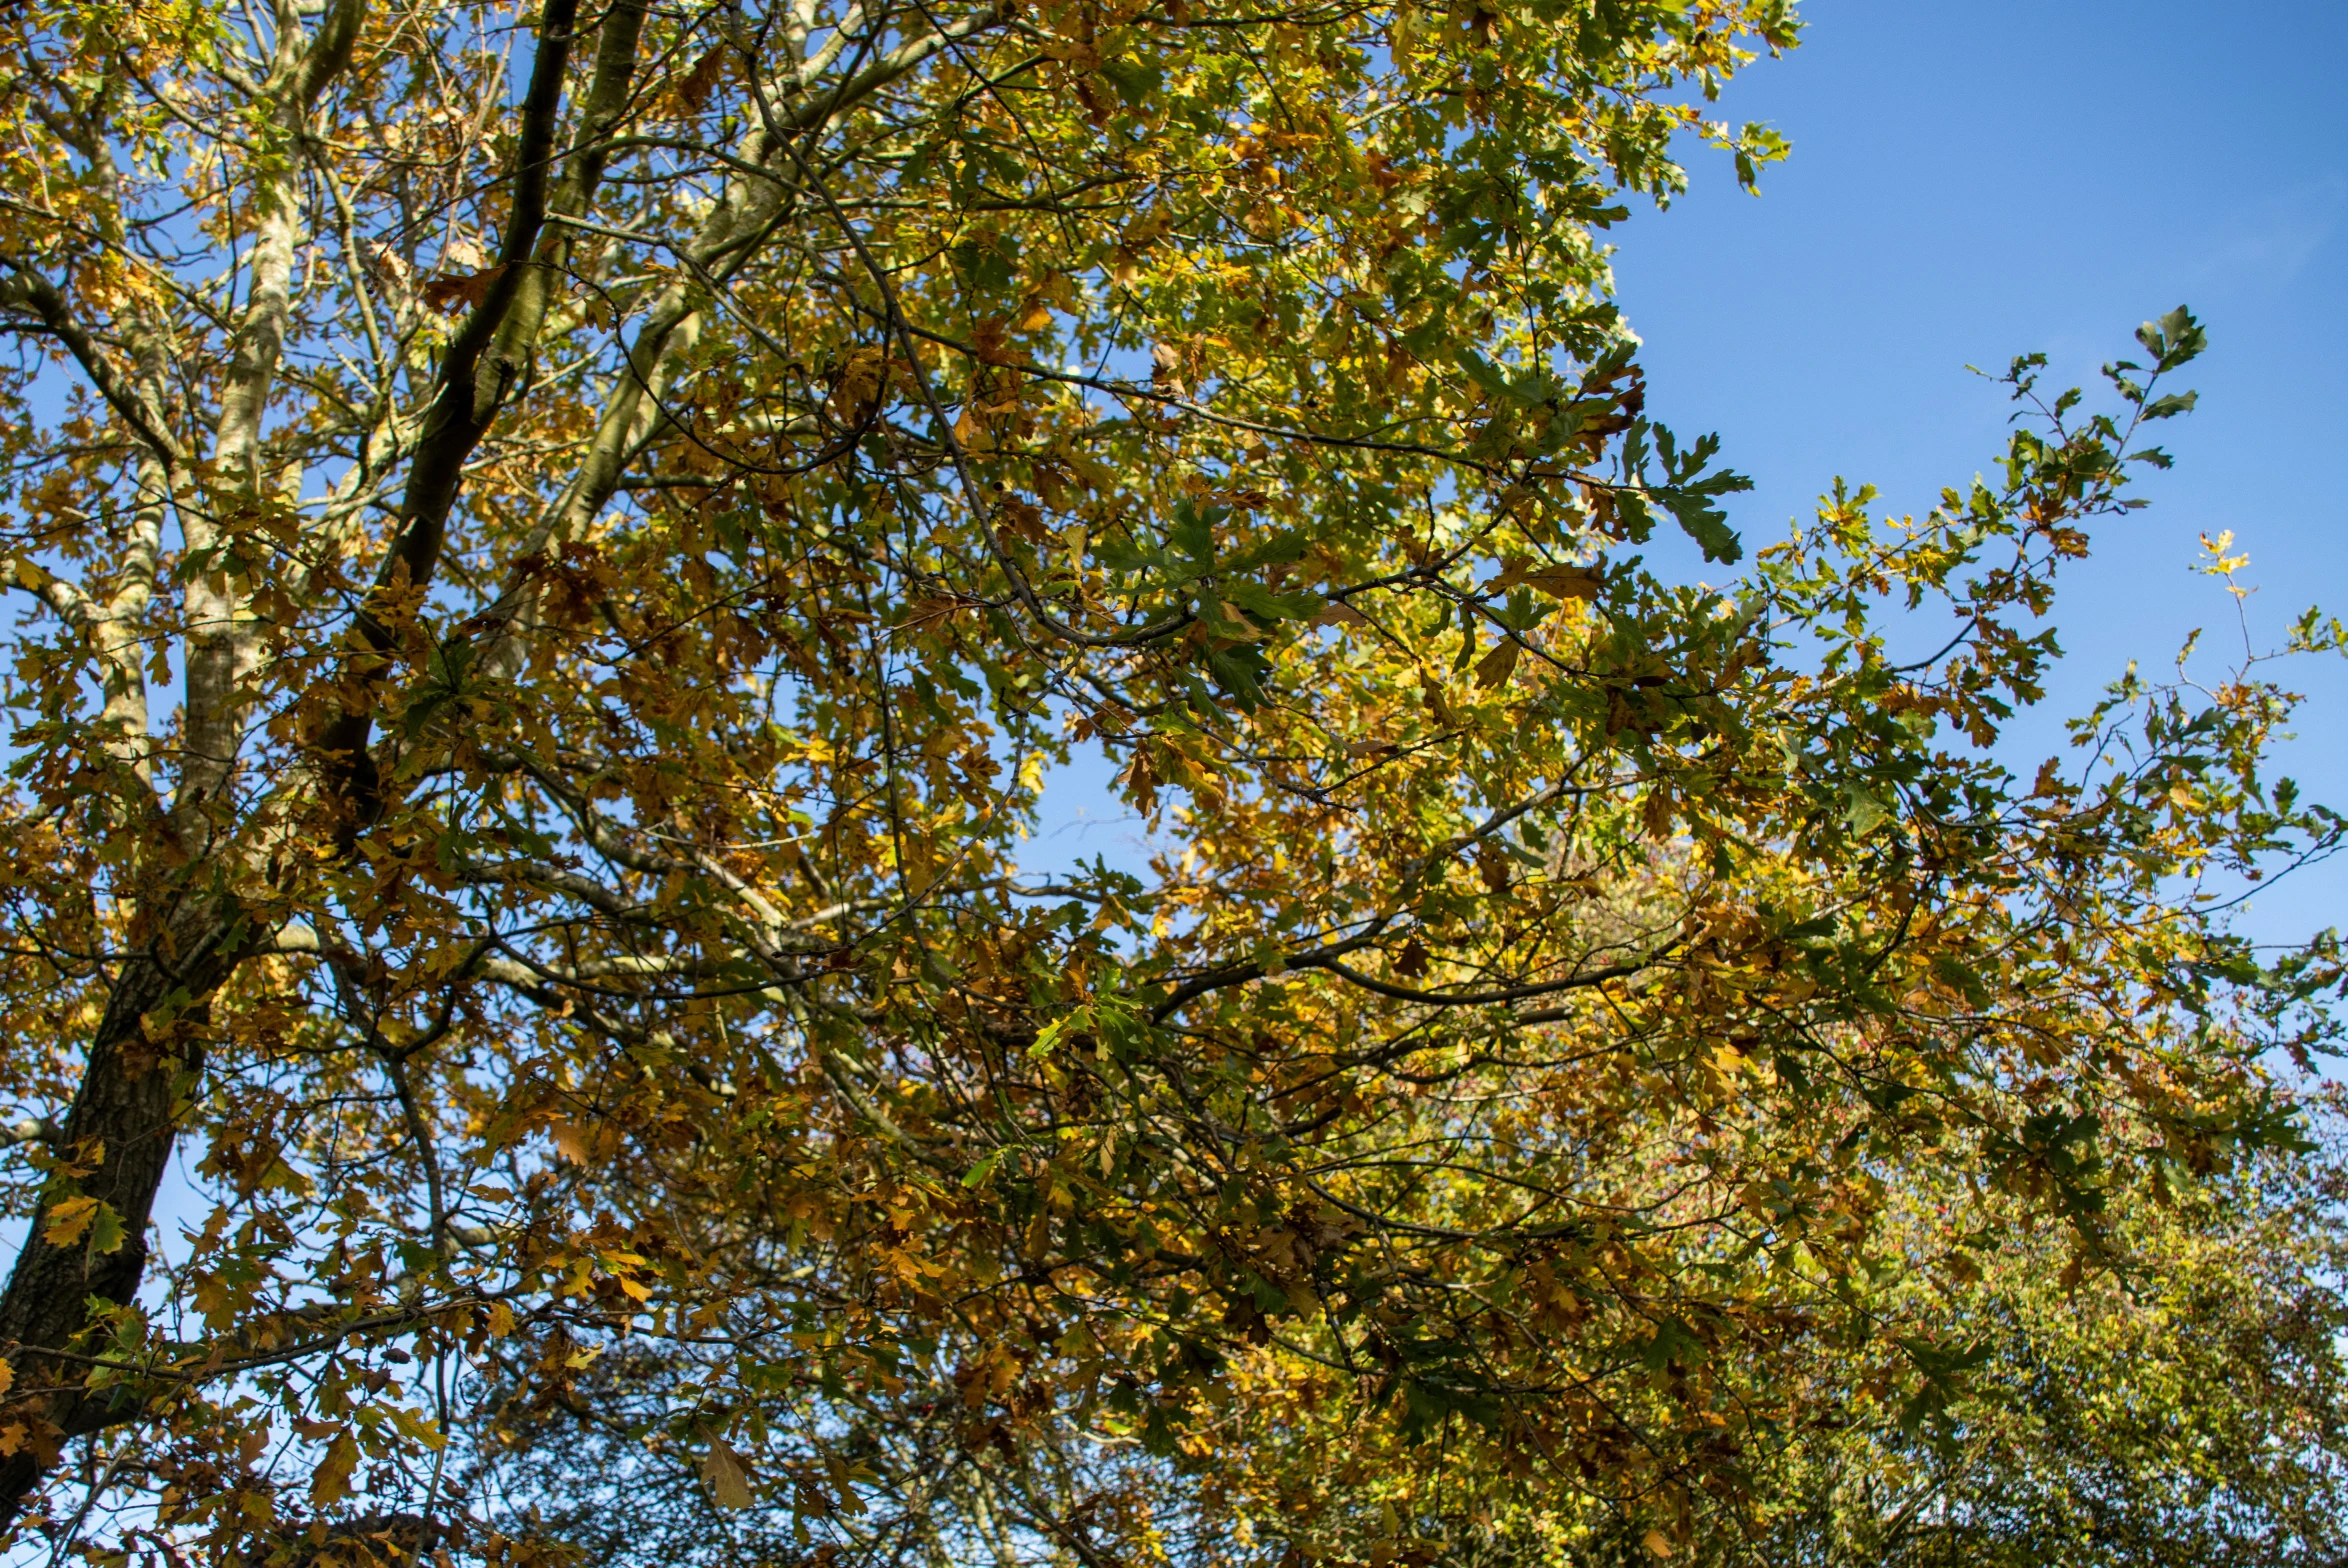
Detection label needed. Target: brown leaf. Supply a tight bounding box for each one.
[1395,937,1430,978]
[1123,744,1160,815]
[702,1439,754,1509]
[677,43,726,112]
[422,264,506,315]
[548,1120,594,1164]
[896,595,963,633]
[998,498,1051,544]
[1525,564,1603,600]
[971,317,1017,365]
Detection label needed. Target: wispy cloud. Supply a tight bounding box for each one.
[2186,175,2346,293]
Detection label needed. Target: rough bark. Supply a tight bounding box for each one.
[0,900,241,1523]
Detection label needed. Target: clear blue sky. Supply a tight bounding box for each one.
[1606,0,2348,942]
[1028,0,2348,943]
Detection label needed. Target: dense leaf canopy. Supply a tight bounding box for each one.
[0,0,2341,1561]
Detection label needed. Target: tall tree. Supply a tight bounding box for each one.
[0,0,2338,1558]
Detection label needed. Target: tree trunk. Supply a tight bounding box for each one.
[0,898,239,1523]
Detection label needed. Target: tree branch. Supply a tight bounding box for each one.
[0,262,183,468]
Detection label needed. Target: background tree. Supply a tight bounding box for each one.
[0,0,2340,1560]
[1159,1088,2348,1568]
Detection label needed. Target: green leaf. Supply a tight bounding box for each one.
[1454,348,1516,401]
[1098,57,1163,108]
[1168,501,1219,565]
[88,1201,127,1256]
[1846,785,1890,836]
[1657,487,1743,563]
[2136,305,2206,371]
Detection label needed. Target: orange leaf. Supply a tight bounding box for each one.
[422,264,507,315]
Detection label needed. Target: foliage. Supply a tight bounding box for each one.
[1180,1089,2348,1568]
[0,0,2340,1560]
[1732,1090,2348,1568]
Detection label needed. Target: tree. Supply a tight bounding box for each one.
[1161,1089,2348,1568]
[0,0,2338,1558]
[1725,1088,2348,1568]
[436,1087,2348,1568]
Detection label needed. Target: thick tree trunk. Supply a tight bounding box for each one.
[0,900,238,1524]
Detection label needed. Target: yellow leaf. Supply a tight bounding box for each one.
[0,1358,12,1396]
[387,1405,447,1450]
[485,1301,516,1339]
[1643,1530,1674,1559]
[310,1430,359,1506]
[1474,640,1520,689]
[42,1195,98,1249]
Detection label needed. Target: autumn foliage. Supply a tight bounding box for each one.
[0,0,2343,1561]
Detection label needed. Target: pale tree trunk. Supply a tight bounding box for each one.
[0,0,364,1523]
[0,0,656,1520]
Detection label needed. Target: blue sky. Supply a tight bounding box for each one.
[1605,0,2348,942]
[1027,0,2348,946]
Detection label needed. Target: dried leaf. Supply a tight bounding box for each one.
[896,595,963,632]
[1123,744,1161,815]
[677,43,726,112]
[549,1121,595,1164]
[1525,565,1603,600]
[702,1439,755,1509]
[422,264,507,315]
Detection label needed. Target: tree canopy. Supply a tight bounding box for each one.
[0,0,2342,1561]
